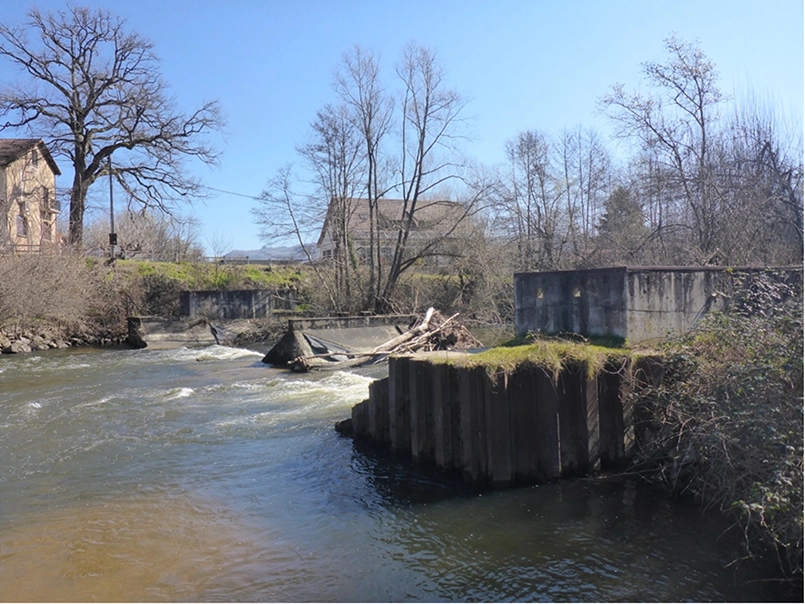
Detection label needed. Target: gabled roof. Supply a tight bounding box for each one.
[318,197,466,245]
[0,138,61,175]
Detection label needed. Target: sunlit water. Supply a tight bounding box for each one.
[0,346,796,602]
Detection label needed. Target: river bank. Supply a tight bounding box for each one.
[0,325,126,353]
[0,317,286,355]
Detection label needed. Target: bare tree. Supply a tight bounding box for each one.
[302,104,367,308]
[501,130,568,270]
[255,44,485,314]
[378,44,478,308]
[253,164,345,312]
[0,5,222,247]
[558,126,612,265]
[600,36,725,263]
[83,209,203,261]
[334,46,394,308]
[719,98,803,265]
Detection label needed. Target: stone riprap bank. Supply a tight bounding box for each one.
[346,351,661,487]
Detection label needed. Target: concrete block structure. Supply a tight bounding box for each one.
[514,266,802,345]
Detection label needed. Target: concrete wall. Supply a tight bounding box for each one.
[623,269,730,344]
[515,267,627,339]
[180,290,273,319]
[515,267,801,344]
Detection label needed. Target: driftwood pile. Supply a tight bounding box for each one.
[289,308,481,372]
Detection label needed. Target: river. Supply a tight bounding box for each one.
[0,345,796,602]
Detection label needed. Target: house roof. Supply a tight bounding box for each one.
[318,197,466,245]
[0,138,61,176]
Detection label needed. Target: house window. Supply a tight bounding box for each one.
[32,149,38,167]
[16,214,28,238]
[43,186,49,210]
[41,211,52,241]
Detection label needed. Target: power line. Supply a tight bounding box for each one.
[204,185,264,201]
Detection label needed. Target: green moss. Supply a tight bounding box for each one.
[444,340,632,380]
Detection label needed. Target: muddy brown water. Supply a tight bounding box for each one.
[0,345,797,602]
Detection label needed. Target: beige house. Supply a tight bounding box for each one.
[317,197,468,265]
[0,139,61,253]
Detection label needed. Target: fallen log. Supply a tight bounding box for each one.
[288,307,479,372]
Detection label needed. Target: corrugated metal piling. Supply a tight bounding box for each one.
[349,351,655,488]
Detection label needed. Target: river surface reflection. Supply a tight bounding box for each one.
[0,346,796,602]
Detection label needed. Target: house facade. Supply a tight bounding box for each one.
[317,197,468,265]
[0,139,61,253]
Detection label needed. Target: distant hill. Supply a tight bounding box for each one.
[224,244,312,262]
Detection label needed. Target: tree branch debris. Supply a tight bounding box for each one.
[288,307,481,372]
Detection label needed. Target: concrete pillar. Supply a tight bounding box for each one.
[533,368,561,480]
[557,363,598,476]
[484,370,514,486]
[368,378,390,446]
[351,400,369,438]
[410,358,435,462]
[585,370,601,473]
[459,365,488,484]
[597,361,628,469]
[377,378,390,446]
[388,356,412,453]
[432,362,458,470]
[508,367,540,482]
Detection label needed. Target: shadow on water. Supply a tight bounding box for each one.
[347,438,803,603]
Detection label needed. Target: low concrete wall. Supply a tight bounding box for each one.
[180,290,275,319]
[348,353,661,488]
[127,317,219,349]
[515,266,802,344]
[126,317,257,350]
[262,315,416,366]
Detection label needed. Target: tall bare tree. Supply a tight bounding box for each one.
[501,130,568,270]
[558,126,612,265]
[719,99,803,265]
[255,44,485,314]
[334,46,394,308]
[600,36,724,263]
[0,5,222,247]
[379,44,477,307]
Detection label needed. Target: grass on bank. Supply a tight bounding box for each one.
[448,337,634,380]
[111,259,304,291]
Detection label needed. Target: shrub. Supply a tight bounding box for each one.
[633,272,803,580]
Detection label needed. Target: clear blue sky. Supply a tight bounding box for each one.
[2,0,803,253]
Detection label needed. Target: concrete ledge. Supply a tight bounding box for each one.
[126,317,255,350]
[262,314,416,366]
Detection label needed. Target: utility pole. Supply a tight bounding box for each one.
[108,156,117,260]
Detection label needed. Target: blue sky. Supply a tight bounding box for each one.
[2,0,803,253]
